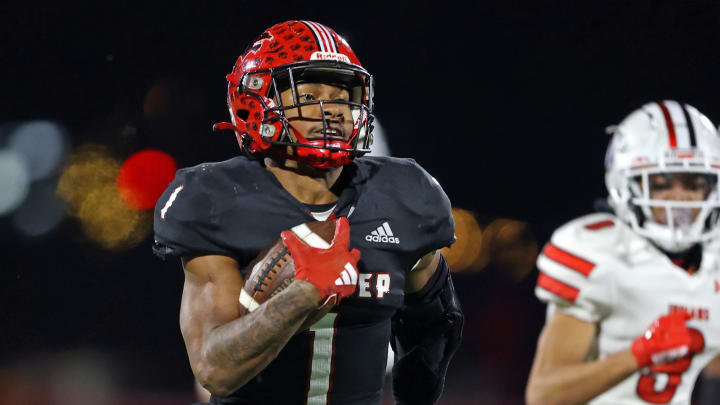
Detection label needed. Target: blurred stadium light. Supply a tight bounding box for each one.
[12,180,66,237]
[57,144,121,216]
[442,208,538,280]
[57,145,158,251]
[143,81,171,118]
[483,219,539,282]
[0,120,70,238]
[117,150,177,210]
[8,121,68,181]
[77,183,151,251]
[0,149,30,216]
[0,349,123,405]
[443,208,484,272]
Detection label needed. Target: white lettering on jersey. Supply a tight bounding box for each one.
[364,222,400,244]
[669,304,710,321]
[357,272,392,299]
[359,273,373,297]
[376,273,391,298]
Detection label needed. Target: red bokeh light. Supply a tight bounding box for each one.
[117,149,177,210]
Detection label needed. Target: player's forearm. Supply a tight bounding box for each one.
[526,348,638,405]
[199,280,320,396]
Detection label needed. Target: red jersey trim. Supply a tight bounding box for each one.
[537,272,579,302]
[543,243,595,276]
[584,220,615,230]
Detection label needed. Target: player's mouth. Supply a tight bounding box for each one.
[307,127,347,142]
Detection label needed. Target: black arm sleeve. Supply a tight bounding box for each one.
[698,375,720,405]
[390,255,463,405]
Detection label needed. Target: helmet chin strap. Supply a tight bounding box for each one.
[215,111,360,169]
[270,121,355,169]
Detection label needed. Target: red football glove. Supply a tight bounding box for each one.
[281,217,361,304]
[631,311,692,368]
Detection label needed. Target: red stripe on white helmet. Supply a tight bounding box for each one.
[657,101,678,148]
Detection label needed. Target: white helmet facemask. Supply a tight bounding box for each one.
[605,101,720,252]
[624,169,720,252]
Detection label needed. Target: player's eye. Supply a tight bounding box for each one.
[650,178,667,187]
[298,93,315,102]
[648,175,669,190]
[650,183,670,192]
[687,179,709,192]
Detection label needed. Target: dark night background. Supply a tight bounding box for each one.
[2,1,720,404]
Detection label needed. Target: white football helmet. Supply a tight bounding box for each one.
[605,100,720,252]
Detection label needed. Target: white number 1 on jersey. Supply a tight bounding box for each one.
[306,313,337,405]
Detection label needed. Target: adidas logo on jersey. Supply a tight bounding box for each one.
[365,222,400,244]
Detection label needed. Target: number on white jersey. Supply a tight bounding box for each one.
[636,328,705,403]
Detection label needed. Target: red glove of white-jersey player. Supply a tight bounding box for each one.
[631,311,692,368]
[281,217,361,304]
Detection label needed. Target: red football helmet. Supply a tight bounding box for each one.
[214,21,374,169]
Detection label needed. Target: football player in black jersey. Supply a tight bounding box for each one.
[153,21,463,405]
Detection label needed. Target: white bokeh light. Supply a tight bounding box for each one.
[8,121,67,181]
[12,179,66,237]
[0,150,31,216]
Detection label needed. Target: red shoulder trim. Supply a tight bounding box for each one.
[584,220,615,231]
[537,272,579,302]
[543,243,595,277]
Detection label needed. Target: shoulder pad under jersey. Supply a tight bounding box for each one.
[548,213,632,262]
[356,156,456,256]
[535,213,637,322]
[152,160,241,260]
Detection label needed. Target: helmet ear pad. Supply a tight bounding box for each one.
[229,86,279,153]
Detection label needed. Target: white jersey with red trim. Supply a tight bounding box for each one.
[535,212,720,405]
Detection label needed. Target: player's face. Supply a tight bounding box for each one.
[647,173,710,225]
[279,83,354,142]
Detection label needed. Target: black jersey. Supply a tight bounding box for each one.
[153,156,455,405]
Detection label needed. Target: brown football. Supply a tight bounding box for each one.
[238,220,337,332]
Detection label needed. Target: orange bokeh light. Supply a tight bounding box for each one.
[117,150,177,210]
